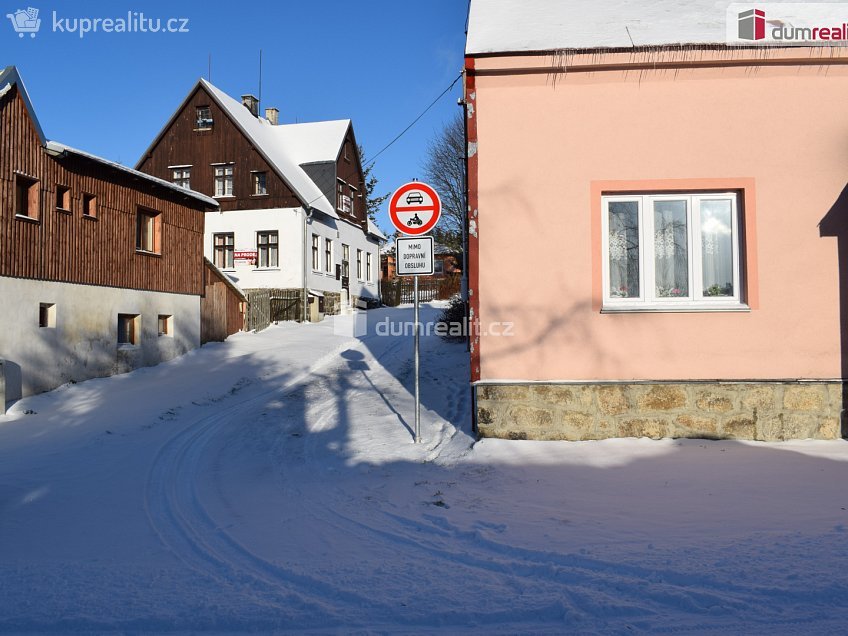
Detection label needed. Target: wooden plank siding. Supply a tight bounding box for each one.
[200,260,245,343]
[335,127,368,233]
[1,85,209,296]
[137,85,303,212]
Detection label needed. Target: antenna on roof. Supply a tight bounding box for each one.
[258,49,262,106]
[625,26,636,48]
[208,54,212,82]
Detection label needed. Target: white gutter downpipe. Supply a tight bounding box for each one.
[302,206,313,323]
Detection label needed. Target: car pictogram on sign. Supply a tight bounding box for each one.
[405,192,424,205]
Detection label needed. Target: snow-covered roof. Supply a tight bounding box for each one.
[0,66,45,144]
[46,141,218,208]
[367,219,388,242]
[276,120,351,165]
[0,66,216,210]
[204,258,247,300]
[467,0,730,53]
[198,79,338,218]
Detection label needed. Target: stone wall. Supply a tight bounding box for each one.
[323,292,341,316]
[475,382,844,441]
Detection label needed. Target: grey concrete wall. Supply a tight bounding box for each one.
[476,382,844,441]
[0,276,200,398]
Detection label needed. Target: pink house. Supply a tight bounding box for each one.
[466,0,848,441]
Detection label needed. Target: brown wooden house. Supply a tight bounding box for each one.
[135,78,385,318]
[0,66,218,406]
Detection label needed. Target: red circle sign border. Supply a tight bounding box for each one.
[388,182,442,236]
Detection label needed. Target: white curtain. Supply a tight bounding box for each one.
[653,200,688,298]
[608,202,640,298]
[701,200,733,296]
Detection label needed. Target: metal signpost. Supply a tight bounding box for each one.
[389,183,441,443]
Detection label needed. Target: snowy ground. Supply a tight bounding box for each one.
[1,304,848,634]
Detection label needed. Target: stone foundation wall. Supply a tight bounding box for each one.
[323,292,341,316]
[475,382,844,441]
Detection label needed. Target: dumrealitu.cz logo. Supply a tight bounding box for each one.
[729,3,848,43]
[6,7,41,38]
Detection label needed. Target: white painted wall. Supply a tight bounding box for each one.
[0,276,200,400]
[307,212,380,300]
[205,206,380,300]
[204,207,304,290]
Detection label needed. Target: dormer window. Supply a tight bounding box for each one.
[196,106,213,130]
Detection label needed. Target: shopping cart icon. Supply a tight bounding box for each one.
[6,7,41,38]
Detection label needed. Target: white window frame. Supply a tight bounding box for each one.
[366,252,373,283]
[170,165,191,189]
[601,192,744,312]
[356,249,363,281]
[213,163,234,198]
[312,234,320,271]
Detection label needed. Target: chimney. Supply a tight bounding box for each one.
[265,107,279,126]
[241,94,259,117]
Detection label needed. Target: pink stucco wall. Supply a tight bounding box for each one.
[473,48,848,381]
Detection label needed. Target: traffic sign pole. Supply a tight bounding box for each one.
[389,182,442,445]
[414,275,421,444]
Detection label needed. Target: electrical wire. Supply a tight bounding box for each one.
[362,72,463,170]
[299,71,463,211]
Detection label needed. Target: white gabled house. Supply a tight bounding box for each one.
[136,79,386,319]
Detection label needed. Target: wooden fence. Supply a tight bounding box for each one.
[380,275,461,307]
[246,289,271,332]
[270,289,303,322]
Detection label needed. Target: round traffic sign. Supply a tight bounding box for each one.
[388,182,441,236]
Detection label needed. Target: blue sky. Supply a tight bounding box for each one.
[1,0,468,232]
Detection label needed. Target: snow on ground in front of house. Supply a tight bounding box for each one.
[1,304,848,634]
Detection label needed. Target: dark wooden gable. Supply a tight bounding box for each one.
[137,84,302,212]
[335,125,368,231]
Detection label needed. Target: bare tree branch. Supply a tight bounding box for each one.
[422,113,466,252]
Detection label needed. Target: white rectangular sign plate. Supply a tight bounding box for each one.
[396,236,434,276]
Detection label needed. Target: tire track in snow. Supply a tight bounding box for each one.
[144,339,391,626]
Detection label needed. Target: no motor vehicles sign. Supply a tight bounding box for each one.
[388,182,441,236]
[396,236,434,276]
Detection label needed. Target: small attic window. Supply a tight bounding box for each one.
[196,106,213,130]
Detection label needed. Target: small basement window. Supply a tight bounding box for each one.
[15,174,39,220]
[117,313,140,345]
[158,314,173,337]
[39,303,56,328]
[82,193,97,218]
[56,185,70,211]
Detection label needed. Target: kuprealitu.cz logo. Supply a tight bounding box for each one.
[6,6,190,39]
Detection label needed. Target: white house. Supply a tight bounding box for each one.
[137,78,386,319]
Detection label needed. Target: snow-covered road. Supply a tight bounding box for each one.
[2,305,848,633]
